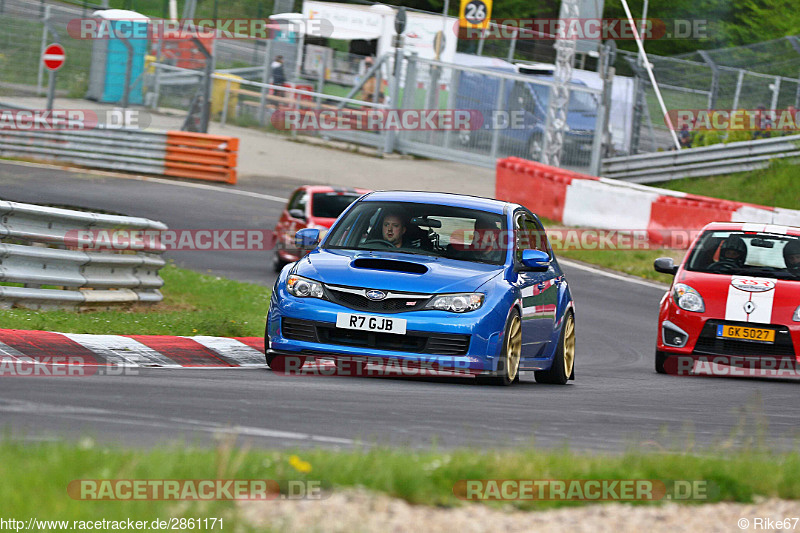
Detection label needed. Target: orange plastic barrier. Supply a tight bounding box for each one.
[164,132,239,185]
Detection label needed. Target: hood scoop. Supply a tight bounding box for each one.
[352,258,428,274]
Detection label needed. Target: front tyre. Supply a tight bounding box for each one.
[535,311,575,385]
[478,309,521,386]
[265,330,306,372]
[272,251,285,273]
[655,350,668,374]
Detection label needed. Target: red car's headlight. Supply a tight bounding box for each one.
[673,283,705,313]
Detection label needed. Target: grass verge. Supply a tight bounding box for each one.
[0,263,269,337]
[536,217,679,283]
[2,439,800,525]
[654,159,800,211]
[557,248,682,282]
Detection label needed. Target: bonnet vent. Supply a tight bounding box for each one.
[351,258,428,274]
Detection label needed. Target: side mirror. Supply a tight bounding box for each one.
[288,208,306,220]
[520,249,550,271]
[654,257,678,275]
[295,228,320,248]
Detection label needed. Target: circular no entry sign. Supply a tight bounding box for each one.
[43,43,66,71]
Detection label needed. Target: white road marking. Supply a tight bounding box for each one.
[0,160,288,203]
[0,399,355,444]
[558,258,668,290]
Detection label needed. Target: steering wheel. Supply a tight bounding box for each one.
[363,239,397,249]
[707,261,737,273]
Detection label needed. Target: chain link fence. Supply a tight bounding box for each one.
[4,0,799,164]
[471,26,800,154]
[0,0,96,98]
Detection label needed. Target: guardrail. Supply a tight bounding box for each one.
[0,200,167,310]
[0,105,239,184]
[602,134,800,183]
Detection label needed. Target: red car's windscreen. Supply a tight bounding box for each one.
[311,193,361,219]
[685,230,800,279]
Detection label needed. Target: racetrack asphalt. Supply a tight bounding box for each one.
[1,161,798,452]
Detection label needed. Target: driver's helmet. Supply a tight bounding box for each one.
[719,235,747,265]
[783,238,800,273]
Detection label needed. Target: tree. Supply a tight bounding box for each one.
[719,0,800,45]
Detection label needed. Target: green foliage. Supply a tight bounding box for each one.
[74,0,800,57]
[655,158,800,210]
[720,0,800,46]
[2,439,800,521]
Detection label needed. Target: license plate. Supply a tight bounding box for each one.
[336,313,407,335]
[716,325,775,343]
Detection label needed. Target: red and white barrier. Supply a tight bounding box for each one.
[496,157,800,248]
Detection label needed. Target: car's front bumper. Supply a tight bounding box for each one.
[656,304,800,372]
[267,294,508,373]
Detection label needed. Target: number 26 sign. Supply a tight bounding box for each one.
[459,0,492,29]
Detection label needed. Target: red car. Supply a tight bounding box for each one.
[273,186,370,272]
[654,222,800,375]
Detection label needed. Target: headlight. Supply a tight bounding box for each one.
[286,275,324,299]
[793,306,800,322]
[673,283,705,313]
[425,293,484,313]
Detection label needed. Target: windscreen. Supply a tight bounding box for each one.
[311,193,361,219]
[685,230,800,279]
[324,201,508,265]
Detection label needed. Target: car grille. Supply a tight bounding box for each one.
[325,286,430,313]
[281,318,470,356]
[281,318,318,343]
[692,320,795,357]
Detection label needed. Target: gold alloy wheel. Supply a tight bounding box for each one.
[563,313,575,378]
[505,313,522,381]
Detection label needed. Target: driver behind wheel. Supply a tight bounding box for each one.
[381,210,408,248]
[714,235,747,270]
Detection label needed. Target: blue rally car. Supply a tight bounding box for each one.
[265,191,576,386]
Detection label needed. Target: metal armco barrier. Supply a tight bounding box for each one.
[602,134,800,183]
[496,157,800,248]
[0,200,167,310]
[0,126,239,184]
